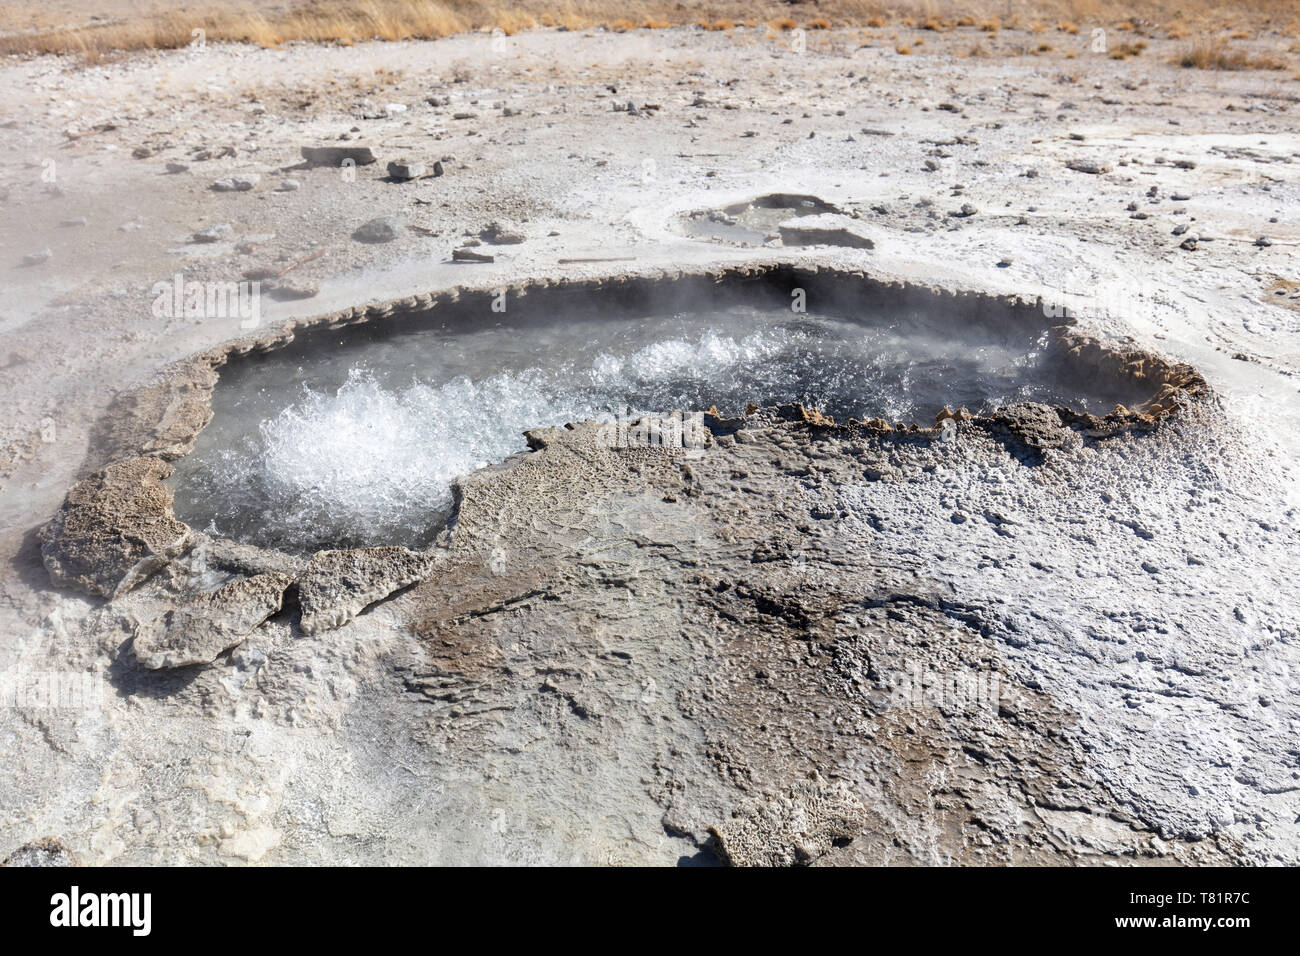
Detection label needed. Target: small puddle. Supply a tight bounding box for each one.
[681,193,842,245]
[169,271,1166,554]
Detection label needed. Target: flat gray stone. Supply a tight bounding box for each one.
[1065,158,1113,174]
[300,145,378,167]
[353,216,403,243]
[387,159,425,180]
[192,223,232,243]
[210,173,260,192]
[298,547,433,634]
[134,572,293,669]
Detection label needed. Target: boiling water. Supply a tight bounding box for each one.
[170,304,1146,553]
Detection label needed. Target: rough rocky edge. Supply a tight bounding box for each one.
[298,547,435,635]
[40,457,193,598]
[133,572,294,669]
[710,777,871,866]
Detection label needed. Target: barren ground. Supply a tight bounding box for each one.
[0,23,1298,865]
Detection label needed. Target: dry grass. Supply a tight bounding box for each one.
[3,1,1299,61]
[1109,40,1147,59]
[1177,37,1288,69]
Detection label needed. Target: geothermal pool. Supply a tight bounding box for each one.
[169,288,1151,554]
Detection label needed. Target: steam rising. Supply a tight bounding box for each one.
[171,306,1139,552]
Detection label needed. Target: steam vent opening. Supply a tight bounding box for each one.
[169,268,1167,555]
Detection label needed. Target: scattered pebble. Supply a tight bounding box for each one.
[352,216,403,243]
[211,174,260,192]
[387,160,426,181]
[480,221,525,245]
[300,145,377,167]
[268,280,319,300]
[191,223,233,243]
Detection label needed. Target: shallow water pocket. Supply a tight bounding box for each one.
[169,272,1156,554]
[681,193,842,245]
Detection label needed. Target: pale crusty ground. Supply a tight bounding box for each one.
[0,25,1298,864]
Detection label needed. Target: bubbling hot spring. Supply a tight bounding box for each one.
[170,272,1157,554]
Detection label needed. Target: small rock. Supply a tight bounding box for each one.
[133,573,293,669]
[352,216,403,243]
[1254,236,1273,248]
[276,178,300,192]
[268,280,319,300]
[1172,223,1190,236]
[2,836,76,867]
[1065,159,1112,174]
[1179,236,1199,251]
[22,248,52,266]
[59,217,88,228]
[132,146,154,159]
[210,173,260,192]
[480,221,525,245]
[300,145,378,166]
[192,223,233,243]
[165,162,190,174]
[431,160,445,177]
[452,247,494,262]
[298,547,433,634]
[387,159,426,180]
